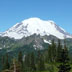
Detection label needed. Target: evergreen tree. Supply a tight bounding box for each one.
[51,40,57,62]
[18,51,23,64]
[58,48,71,72]
[30,52,36,71]
[2,53,10,72]
[64,40,68,54]
[18,51,24,72]
[4,53,10,70]
[2,55,5,70]
[37,51,45,71]
[13,58,21,72]
[47,40,56,63]
[47,45,52,62]
[56,39,62,62]
[24,53,31,71]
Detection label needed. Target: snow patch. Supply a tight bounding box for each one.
[44,39,51,44]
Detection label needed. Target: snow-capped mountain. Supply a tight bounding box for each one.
[1,17,72,39]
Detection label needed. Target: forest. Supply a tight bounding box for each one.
[0,39,72,72]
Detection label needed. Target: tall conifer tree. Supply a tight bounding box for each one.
[37,51,45,71]
[18,51,24,72]
[30,52,36,71]
[56,39,62,62]
[58,48,71,72]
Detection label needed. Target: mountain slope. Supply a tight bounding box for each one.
[1,17,72,39]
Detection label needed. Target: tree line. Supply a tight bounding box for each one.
[1,39,71,72]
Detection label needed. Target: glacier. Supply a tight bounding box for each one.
[1,17,72,39]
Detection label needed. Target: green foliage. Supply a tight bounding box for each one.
[30,52,36,71]
[56,39,62,62]
[0,39,72,72]
[47,40,57,63]
[37,51,45,71]
[58,48,71,72]
[18,51,24,72]
[3,53,10,70]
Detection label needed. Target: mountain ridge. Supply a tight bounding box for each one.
[0,17,72,39]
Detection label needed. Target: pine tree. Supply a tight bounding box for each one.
[37,51,45,71]
[51,40,57,62]
[30,52,36,71]
[47,44,52,62]
[47,40,56,63]
[13,58,21,72]
[58,48,71,72]
[2,55,5,70]
[64,40,68,54]
[24,53,31,71]
[4,53,10,70]
[18,51,23,64]
[56,39,62,62]
[2,53,10,72]
[18,51,24,72]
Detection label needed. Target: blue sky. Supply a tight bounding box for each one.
[0,0,72,34]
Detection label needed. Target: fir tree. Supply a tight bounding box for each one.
[51,40,57,62]
[64,40,68,54]
[18,51,23,64]
[56,39,62,62]
[30,52,36,71]
[58,48,71,72]
[4,53,10,70]
[18,51,24,72]
[47,40,56,63]
[24,53,31,71]
[47,45,52,62]
[13,58,21,72]
[37,51,45,71]
[2,55,5,70]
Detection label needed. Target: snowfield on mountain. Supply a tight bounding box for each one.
[1,17,72,39]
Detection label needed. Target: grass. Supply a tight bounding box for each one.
[35,63,72,72]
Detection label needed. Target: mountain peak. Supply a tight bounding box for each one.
[1,17,72,39]
[48,20,55,24]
